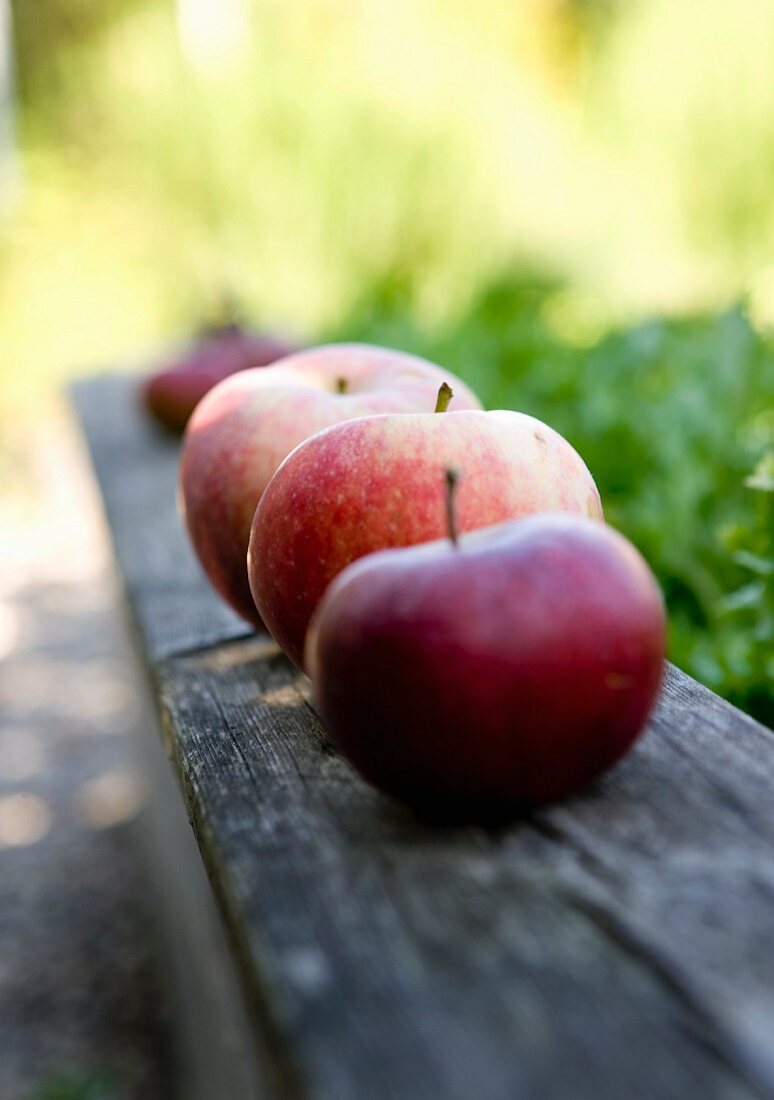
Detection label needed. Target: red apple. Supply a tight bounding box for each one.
[180,344,483,627]
[142,323,298,431]
[249,402,603,669]
[306,511,665,818]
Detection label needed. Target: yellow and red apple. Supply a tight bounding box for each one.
[179,344,482,626]
[249,403,603,668]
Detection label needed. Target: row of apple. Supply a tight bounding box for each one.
[148,337,666,820]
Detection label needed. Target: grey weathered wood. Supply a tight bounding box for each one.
[70,372,253,660]
[72,373,774,1100]
[130,622,272,1100]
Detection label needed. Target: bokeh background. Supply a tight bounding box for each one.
[1,1,772,714]
[0,3,772,1096]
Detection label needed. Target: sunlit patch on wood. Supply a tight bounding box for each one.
[0,793,51,847]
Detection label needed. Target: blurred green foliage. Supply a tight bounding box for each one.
[1,0,772,721]
[337,273,773,723]
[715,455,774,724]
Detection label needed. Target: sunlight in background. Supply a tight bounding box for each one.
[75,769,145,830]
[0,598,20,658]
[1,0,773,418]
[0,0,772,720]
[176,0,251,70]
[0,793,50,847]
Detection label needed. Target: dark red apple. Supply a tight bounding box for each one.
[141,323,298,431]
[305,510,666,819]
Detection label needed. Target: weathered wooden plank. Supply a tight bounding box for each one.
[71,373,774,1099]
[70,372,253,660]
[131,621,273,1100]
[156,638,774,1100]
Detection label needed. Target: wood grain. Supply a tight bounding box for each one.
[157,640,774,1100]
[72,374,774,1099]
[70,372,253,660]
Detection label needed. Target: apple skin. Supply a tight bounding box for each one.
[249,408,603,669]
[180,344,483,627]
[142,324,298,432]
[305,514,666,819]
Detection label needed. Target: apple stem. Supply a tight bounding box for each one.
[445,468,460,547]
[434,382,454,413]
[335,377,349,394]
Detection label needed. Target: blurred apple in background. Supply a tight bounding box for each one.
[141,321,299,431]
[306,510,665,819]
[249,399,603,668]
[180,344,483,627]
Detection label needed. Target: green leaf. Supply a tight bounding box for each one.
[745,453,774,492]
[718,581,766,614]
[732,550,773,576]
